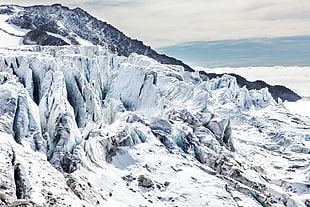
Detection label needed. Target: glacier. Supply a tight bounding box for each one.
[0,45,309,207]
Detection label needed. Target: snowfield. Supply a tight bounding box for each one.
[0,45,309,207]
[0,29,21,46]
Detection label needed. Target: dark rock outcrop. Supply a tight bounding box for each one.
[23,29,69,46]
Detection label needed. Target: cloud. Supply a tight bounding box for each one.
[2,0,310,48]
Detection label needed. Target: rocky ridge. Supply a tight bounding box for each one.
[1,4,193,72]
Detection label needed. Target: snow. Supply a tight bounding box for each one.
[0,7,94,48]
[1,4,308,207]
[0,11,28,47]
[110,141,239,207]
[0,45,309,206]
[0,72,87,206]
[75,36,94,46]
[284,98,310,118]
[46,31,72,44]
[46,31,95,46]
[0,131,89,207]
[0,13,28,36]
[0,29,22,46]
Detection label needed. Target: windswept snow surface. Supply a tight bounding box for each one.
[0,8,25,46]
[0,9,28,36]
[0,46,309,206]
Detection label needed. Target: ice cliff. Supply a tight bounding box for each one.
[0,45,309,207]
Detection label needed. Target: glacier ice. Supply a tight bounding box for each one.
[0,46,309,207]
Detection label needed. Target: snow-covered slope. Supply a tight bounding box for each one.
[0,45,309,207]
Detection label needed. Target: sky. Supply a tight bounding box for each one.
[1,0,310,67]
[157,36,310,67]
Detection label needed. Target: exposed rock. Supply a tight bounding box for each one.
[23,29,69,46]
[138,175,154,188]
[1,3,301,105]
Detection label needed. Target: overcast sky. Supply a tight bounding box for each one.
[2,0,310,48]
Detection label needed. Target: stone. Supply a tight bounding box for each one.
[138,175,154,188]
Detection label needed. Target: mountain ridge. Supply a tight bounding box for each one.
[1,3,194,72]
[0,3,302,101]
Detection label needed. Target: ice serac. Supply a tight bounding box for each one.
[0,72,88,206]
[39,70,82,171]
[200,71,301,102]
[0,45,309,207]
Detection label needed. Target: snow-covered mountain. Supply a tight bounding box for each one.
[0,4,193,72]
[0,4,309,207]
[0,4,302,102]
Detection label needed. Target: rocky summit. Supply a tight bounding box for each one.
[0,4,309,207]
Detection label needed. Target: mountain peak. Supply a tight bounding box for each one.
[0,4,194,72]
[0,4,302,101]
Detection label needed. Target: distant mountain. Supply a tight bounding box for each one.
[0,4,301,101]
